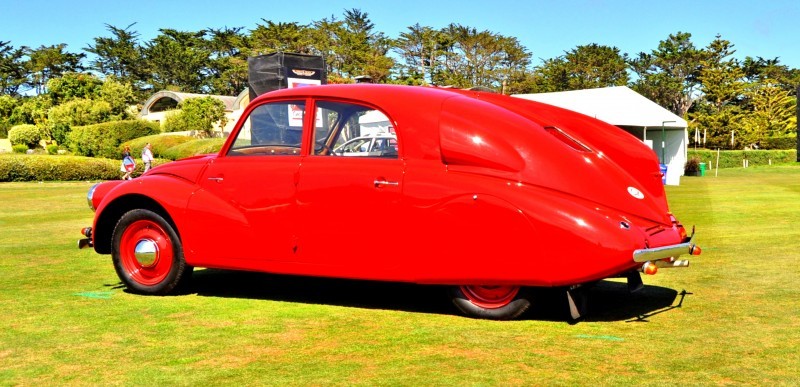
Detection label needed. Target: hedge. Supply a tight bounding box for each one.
[0,154,169,182]
[158,138,225,160]
[688,149,798,169]
[762,136,797,150]
[69,120,160,159]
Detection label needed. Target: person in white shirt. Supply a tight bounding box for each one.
[142,143,154,173]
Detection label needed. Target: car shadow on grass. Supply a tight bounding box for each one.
[190,269,453,315]
[581,280,688,323]
[186,269,688,322]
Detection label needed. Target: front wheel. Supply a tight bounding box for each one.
[450,285,531,320]
[112,209,192,295]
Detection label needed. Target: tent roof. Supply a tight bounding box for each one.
[514,86,687,128]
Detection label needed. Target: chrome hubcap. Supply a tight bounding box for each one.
[134,239,158,267]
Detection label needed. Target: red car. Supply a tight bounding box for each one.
[79,84,700,320]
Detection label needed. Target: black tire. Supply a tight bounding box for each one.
[111,209,192,295]
[450,285,531,320]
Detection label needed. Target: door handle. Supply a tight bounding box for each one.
[373,179,399,188]
[208,177,224,183]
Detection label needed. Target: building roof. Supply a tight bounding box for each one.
[514,86,687,128]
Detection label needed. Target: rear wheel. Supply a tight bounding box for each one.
[112,209,192,294]
[450,285,530,320]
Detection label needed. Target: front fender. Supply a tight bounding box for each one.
[92,175,199,255]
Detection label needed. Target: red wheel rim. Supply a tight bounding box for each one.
[119,219,173,286]
[460,285,520,309]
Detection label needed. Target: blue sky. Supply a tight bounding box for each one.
[1,0,798,69]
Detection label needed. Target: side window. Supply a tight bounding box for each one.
[312,101,397,158]
[229,101,305,156]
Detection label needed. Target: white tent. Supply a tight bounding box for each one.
[514,86,688,185]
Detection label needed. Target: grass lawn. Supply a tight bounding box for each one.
[1,167,799,384]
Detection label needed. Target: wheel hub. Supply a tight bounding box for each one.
[461,285,520,309]
[134,239,159,267]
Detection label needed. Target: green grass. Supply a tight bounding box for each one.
[1,167,799,385]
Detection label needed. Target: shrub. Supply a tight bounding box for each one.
[48,98,113,146]
[162,97,227,137]
[684,156,700,174]
[161,110,184,133]
[68,120,160,159]
[0,154,171,182]
[8,124,48,148]
[12,144,28,153]
[46,144,60,155]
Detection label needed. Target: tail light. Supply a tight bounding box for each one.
[642,261,658,275]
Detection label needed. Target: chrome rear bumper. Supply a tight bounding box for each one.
[632,228,700,267]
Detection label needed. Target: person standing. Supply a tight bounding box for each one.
[141,143,154,173]
[120,145,135,180]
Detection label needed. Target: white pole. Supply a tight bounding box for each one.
[715,148,720,177]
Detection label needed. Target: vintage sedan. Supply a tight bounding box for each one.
[79,84,700,320]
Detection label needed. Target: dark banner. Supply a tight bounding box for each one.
[247,53,326,100]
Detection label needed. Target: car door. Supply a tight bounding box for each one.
[293,101,405,276]
[184,100,306,265]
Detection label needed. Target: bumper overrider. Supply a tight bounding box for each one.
[632,226,701,275]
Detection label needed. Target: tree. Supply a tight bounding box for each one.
[394,24,440,84]
[430,24,530,90]
[205,26,249,95]
[698,36,746,111]
[84,24,145,91]
[630,32,703,116]
[687,36,747,149]
[740,83,797,141]
[25,44,85,95]
[97,78,137,117]
[0,41,28,96]
[250,21,313,55]
[46,72,103,105]
[337,9,394,82]
[309,16,350,81]
[529,44,628,92]
[144,29,210,93]
[742,56,800,95]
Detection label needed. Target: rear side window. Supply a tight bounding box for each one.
[312,101,398,158]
